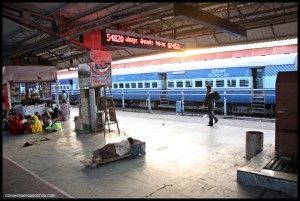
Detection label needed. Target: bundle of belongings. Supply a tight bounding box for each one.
[81,137,146,167]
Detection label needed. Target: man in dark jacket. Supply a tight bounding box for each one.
[203,85,218,126]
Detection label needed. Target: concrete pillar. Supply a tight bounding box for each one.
[89,88,97,131]
[246,131,264,160]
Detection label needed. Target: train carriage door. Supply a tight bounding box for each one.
[159,73,167,89]
[252,67,264,90]
[69,79,73,95]
[251,67,265,113]
[159,73,169,105]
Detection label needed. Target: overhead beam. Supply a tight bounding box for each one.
[174,3,247,38]
[3,5,90,58]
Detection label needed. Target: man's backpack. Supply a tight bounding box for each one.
[211,91,221,101]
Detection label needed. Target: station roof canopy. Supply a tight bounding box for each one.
[2,2,298,69]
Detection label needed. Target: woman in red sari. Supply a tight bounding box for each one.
[8,115,23,135]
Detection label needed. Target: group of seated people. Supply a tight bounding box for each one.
[2,101,69,135]
[21,89,43,105]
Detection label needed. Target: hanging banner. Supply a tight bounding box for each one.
[89,50,112,87]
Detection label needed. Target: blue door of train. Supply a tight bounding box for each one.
[252,67,264,96]
[252,68,264,89]
[159,73,167,89]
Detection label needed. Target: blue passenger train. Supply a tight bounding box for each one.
[52,44,297,115]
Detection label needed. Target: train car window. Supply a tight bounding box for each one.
[168,81,174,88]
[195,80,202,87]
[176,81,183,88]
[131,83,136,88]
[185,80,192,88]
[240,79,249,87]
[113,83,118,88]
[227,79,236,87]
[216,80,224,87]
[152,82,158,88]
[125,83,130,88]
[138,82,143,88]
[145,82,150,88]
[119,83,124,88]
[205,80,213,87]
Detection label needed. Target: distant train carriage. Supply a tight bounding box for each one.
[54,42,297,115]
[51,71,80,104]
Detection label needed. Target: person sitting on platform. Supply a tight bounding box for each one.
[2,109,8,131]
[8,111,23,135]
[31,113,43,133]
[51,106,62,121]
[45,102,54,115]
[42,111,52,129]
[7,109,16,120]
[23,115,33,134]
[18,113,27,134]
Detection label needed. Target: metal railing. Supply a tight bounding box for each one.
[107,88,276,115]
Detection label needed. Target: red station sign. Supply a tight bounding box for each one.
[102,29,185,51]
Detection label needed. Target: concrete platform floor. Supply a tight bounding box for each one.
[2,107,295,198]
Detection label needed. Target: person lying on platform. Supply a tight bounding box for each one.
[91,137,145,164]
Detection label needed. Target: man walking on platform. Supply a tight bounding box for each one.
[202,85,218,126]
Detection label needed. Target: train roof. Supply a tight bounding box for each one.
[57,40,297,78]
[112,43,297,69]
[112,53,297,75]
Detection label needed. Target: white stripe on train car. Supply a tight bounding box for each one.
[112,53,297,75]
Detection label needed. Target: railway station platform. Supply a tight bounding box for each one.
[2,107,295,198]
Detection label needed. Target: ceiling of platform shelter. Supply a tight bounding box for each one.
[2,2,298,69]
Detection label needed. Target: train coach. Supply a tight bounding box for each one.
[53,41,297,115]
